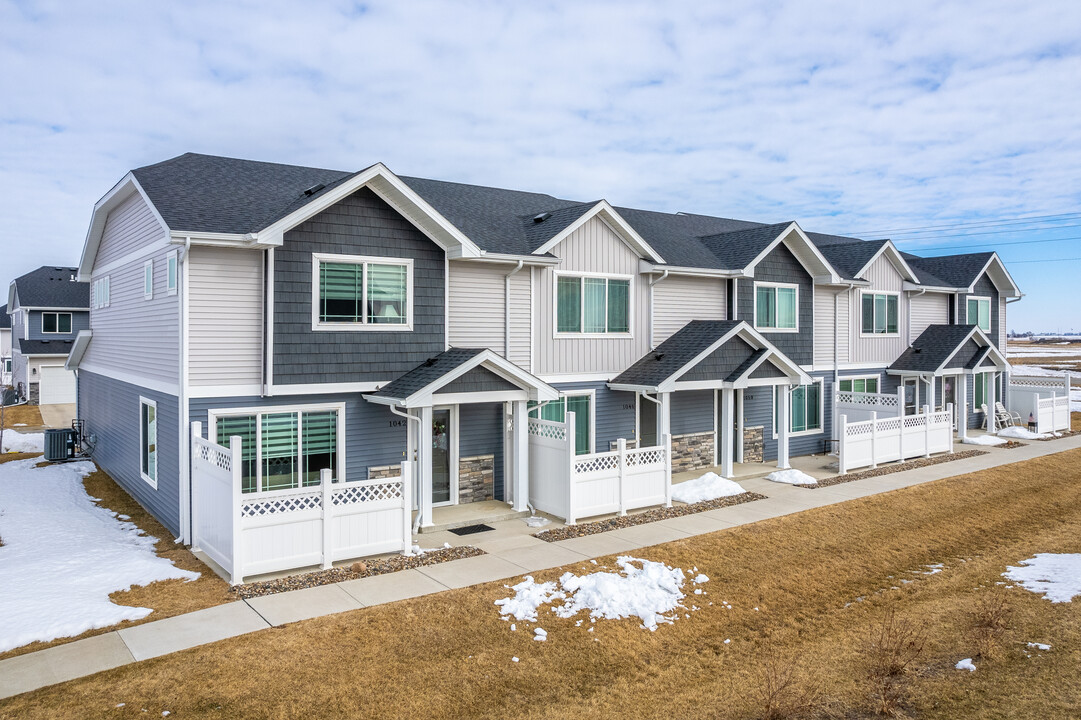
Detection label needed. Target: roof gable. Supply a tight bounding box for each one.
[8,267,89,309]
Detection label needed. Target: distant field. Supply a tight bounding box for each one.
[1007,342,1081,376]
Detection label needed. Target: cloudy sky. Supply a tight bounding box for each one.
[2,0,1079,330]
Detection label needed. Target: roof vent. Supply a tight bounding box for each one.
[653,352,665,361]
[423,357,438,367]
[533,212,551,224]
[913,348,921,353]
[303,183,326,197]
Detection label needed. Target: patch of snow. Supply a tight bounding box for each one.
[956,658,976,672]
[1071,389,1081,413]
[724,638,730,644]
[766,469,817,486]
[13,423,27,427]
[693,573,709,584]
[523,515,550,528]
[962,434,1007,446]
[997,426,1050,440]
[1027,642,1051,651]
[494,576,562,622]
[533,627,547,641]
[1004,554,1081,603]
[1008,365,1069,377]
[0,460,199,653]
[671,472,747,504]
[1,432,44,454]
[511,656,519,662]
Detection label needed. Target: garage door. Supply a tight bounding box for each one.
[39,365,77,405]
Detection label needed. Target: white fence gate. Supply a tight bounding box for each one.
[527,411,671,524]
[1009,374,1071,434]
[190,422,412,585]
[838,405,954,474]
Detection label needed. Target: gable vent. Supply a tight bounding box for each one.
[533,212,551,224]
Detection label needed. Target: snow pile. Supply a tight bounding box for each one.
[671,472,746,504]
[962,434,1007,446]
[0,460,199,653]
[1,432,44,454]
[997,426,1049,440]
[495,556,704,631]
[1071,389,1081,413]
[1003,554,1081,603]
[1027,642,1051,651]
[766,469,817,486]
[955,658,976,672]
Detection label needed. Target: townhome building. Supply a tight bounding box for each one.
[69,153,1021,559]
[7,267,89,405]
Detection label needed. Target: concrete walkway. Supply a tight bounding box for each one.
[3,434,1080,700]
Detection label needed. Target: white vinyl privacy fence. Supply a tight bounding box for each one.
[528,411,671,524]
[838,405,954,474]
[190,422,412,584]
[1009,374,1071,434]
[834,388,904,423]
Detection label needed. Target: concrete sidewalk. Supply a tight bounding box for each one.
[3,433,1079,700]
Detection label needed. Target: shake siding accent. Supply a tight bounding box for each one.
[535,217,650,375]
[960,274,1001,347]
[83,245,179,384]
[80,371,181,535]
[850,254,907,365]
[26,309,89,340]
[439,367,519,394]
[189,247,263,387]
[909,293,948,344]
[552,381,636,450]
[671,390,713,435]
[96,191,167,267]
[737,243,813,365]
[813,286,850,365]
[273,187,445,384]
[458,402,505,500]
[653,276,726,345]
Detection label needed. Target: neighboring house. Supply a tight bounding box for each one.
[0,304,11,386]
[69,153,1022,548]
[7,267,89,405]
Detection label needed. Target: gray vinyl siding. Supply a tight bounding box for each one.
[273,187,446,385]
[552,381,636,451]
[653,276,726,347]
[738,243,813,366]
[79,370,182,535]
[961,274,1001,348]
[947,340,983,369]
[535,217,651,375]
[999,297,1007,348]
[26,309,89,340]
[11,341,28,394]
[813,286,850,366]
[95,190,167,267]
[850,254,908,365]
[744,372,832,462]
[439,367,519,394]
[909,292,949,344]
[458,402,505,501]
[447,261,530,367]
[671,390,714,435]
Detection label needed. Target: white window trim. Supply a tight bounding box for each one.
[92,276,111,309]
[753,281,800,334]
[208,402,347,497]
[310,252,414,332]
[139,396,158,489]
[40,311,73,335]
[772,378,825,438]
[972,370,994,412]
[837,374,882,393]
[966,295,992,333]
[552,270,634,339]
[859,290,901,338]
[166,250,178,296]
[144,259,154,300]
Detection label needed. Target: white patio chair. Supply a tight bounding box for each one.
[979,404,1000,431]
[995,401,1022,428]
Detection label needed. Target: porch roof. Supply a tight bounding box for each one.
[887,324,1010,375]
[363,347,558,408]
[607,320,810,393]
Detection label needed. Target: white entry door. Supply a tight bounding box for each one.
[39,365,77,404]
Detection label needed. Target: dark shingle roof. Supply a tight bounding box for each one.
[696,222,795,270]
[612,208,766,268]
[611,320,744,387]
[904,252,993,289]
[888,324,976,373]
[370,348,486,401]
[11,267,89,309]
[811,237,889,280]
[0,305,9,330]
[17,338,74,356]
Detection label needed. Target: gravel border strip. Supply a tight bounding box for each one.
[999,440,1027,450]
[231,546,486,599]
[797,450,990,489]
[534,491,768,542]
[1034,429,1081,442]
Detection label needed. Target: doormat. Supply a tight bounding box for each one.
[448,524,495,536]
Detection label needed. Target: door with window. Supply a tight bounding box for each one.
[638,397,657,448]
[432,408,454,505]
[941,376,956,413]
[903,378,919,416]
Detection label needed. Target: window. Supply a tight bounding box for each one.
[861,292,899,335]
[529,393,593,454]
[140,398,157,487]
[974,372,991,410]
[555,274,630,334]
[92,276,110,309]
[774,380,823,436]
[144,260,154,300]
[41,312,72,334]
[967,297,991,333]
[3,358,10,373]
[313,254,412,330]
[212,406,341,493]
[166,251,178,296]
[838,376,879,394]
[754,283,798,331]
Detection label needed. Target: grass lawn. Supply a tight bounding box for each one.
[3,450,1080,718]
[0,404,45,429]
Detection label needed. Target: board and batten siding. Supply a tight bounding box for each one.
[188,247,264,389]
[447,261,530,367]
[909,292,949,344]
[652,276,726,346]
[813,286,850,366]
[534,217,650,376]
[95,190,167,268]
[26,309,89,341]
[849,254,908,365]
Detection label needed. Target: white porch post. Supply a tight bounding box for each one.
[659,391,672,439]
[958,375,968,439]
[417,405,434,528]
[777,385,791,469]
[986,372,996,433]
[511,399,529,512]
[720,388,734,478]
[928,375,937,412]
[736,389,745,464]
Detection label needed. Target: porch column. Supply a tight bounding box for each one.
[736,389,745,464]
[720,388,734,478]
[958,376,968,438]
[777,385,791,469]
[986,372,996,433]
[927,376,937,413]
[511,399,529,512]
[417,405,434,528]
[659,391,672,439]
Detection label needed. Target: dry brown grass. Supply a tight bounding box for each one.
[0,465,233,662]
[0,404,45,428]
[1073,412,1081,432]
[3,451,1081,719]
[0,452,40,465]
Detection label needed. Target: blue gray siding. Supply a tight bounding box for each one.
[744,372,833,462]
[672,390,714,435]
[79,370,182,535]
[553,381,636,451]
[737,243,814,365]
[459,402,505,500]
[26,309,89,341]
[960,273,1001,348]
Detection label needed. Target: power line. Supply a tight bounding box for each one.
[848,211,1081,236]
[902,235,1081,254]
[890,223,1081,243]
[1006,257,1081,264]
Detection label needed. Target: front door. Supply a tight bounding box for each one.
[903,378,919,416]
[432,408,453,505]
[638,396,658,448]
[942,376,956,411]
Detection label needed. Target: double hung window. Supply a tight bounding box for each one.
[556,275,630,334]
[861,292,899,335]
[314,254,412,329]
[755,283,798,331]
[967,297,991,333]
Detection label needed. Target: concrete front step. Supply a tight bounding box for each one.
[419,502,532,533]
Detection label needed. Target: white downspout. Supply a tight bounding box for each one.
[390,405,424,534]
[832,283,856,447]
[648,270,669,350]
[504,260,524,360]
[179,236,192,544]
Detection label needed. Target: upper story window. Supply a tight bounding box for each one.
[92,276,110,309]
[166,250,178,296]
[754,282,798,332]
[144,260,154,300]
[312,253,413,331]
[967,296,991,333]
[41,312,72,334]
[861,292,899,335]
[555,273,631,335]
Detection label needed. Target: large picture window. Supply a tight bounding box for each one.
[861,292,899,335]
[213,406,342,494]
[140,398,157,487]
[967,297,991,333]
[556,274,630,334]
[529,394,593,454]
[41,312,72,334]
[774,381,823,436]
[754,283,798,331]
[313,254,412,330]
